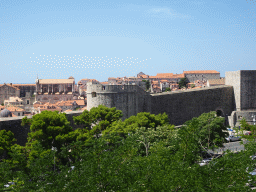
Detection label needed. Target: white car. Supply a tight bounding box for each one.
[225,135,241,142]
[199,158,212,166]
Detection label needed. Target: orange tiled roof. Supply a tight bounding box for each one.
[183,70,219,74]
[12,84,35,86]
[140,75,149,78]
[156,73,174,77]
[207,79,225,85]
[108,77,116,80]
[149,73,184,79]
[56,100,73,106]
[7,106,25,112]
[0,84,20,90]
[38,79,74,84]
[100,82,108,85]
[74,100,85,106]
[151,81,159,84]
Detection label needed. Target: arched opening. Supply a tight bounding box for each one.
[216,110,224,117]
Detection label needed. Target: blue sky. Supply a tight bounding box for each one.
[1,0,256,83]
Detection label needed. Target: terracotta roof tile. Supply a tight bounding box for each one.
[207,79,225,85]
[7,106,25,112]
[152,81,159,84]
[74,100,85,106]
[0,84,20,90]
[156,73,174,77]
[12,84,35,86]
[39,79,74,84]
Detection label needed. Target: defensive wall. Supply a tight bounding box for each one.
[87,82,151,120]
[150,85,234,125]
[0,111,84,146]
[225,70,256,127]
[1,70,255,146]
[87,82,235,125]
[225,70,256,111]
[87,70,256,128]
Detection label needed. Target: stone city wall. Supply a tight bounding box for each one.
[87,83,150,120]
[0,111,84,146]
[240,71,256,110]
[225,70,256,111]
[150,85,234,125]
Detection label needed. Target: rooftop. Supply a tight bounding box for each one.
[38,79,74,84]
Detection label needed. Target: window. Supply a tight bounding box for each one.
[18,113,20,116]
[27,100,29,104]
[92,92,97,97]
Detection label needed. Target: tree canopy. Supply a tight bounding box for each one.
[178,77,189,89]
[1,109,255,191]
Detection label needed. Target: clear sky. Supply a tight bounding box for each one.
[1,0,256,83]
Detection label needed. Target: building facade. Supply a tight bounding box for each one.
[184,70,220,83]
[0,84,20,105]
[35,77,76,103]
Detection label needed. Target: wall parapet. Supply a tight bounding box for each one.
[0,111,84,146]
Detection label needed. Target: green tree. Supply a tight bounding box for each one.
[22,111,74,152]
[21,110,89,167]
[180,111,228,160]
[142,80,150,90]
[165,87,171,92]
[239,117,256,141]
[73,105,123,138]
[240,117,251,130]
[103,112,171,136]
[0,130,16,159]
[178,77,189,89]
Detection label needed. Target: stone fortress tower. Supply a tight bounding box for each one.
[86,81,151,120]
[225,70,256,127]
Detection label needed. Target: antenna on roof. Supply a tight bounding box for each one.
[37,74,38,79]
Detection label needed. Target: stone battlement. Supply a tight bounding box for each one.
[87,82,141,93]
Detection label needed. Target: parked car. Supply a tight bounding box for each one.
[199,158,212,166]
[245,131,252,135]
[227,128,234,132]
[225,135,241,142]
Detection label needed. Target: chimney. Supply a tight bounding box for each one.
[10,83,12,86]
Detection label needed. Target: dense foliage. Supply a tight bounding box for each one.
[0,108,255,191]
[142,79,150,90]
[178,77,189,89]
